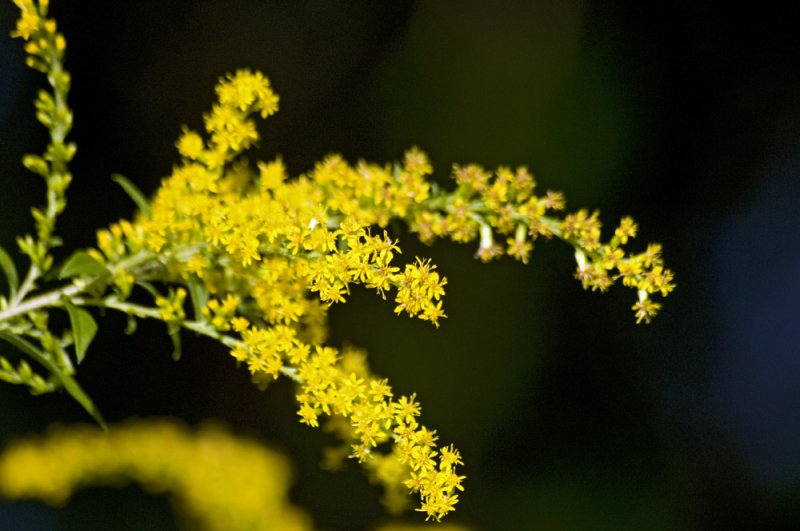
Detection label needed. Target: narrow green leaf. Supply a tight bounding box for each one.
[135,280,161,299]
[168,322,182,361]
[59,372,107,430]
[112,173,152,219]
[0,331,106,429]
[61,296,98,364]
[59,251,109,279]
[124,314,137,335]
[0,245,19,298]
[187,275,209,321]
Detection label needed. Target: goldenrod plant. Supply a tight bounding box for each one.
[0,0,674,524]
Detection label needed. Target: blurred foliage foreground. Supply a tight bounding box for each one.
[0,0,672,528]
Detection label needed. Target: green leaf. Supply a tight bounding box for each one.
[0,245,19,298]
[187,275,209,321]
[135,280,161,299]
[61,296,98,364]
[112,173,152,219]
[0,331,106,429]
[59,373,106,430]
[124,314,137,335]
[59,251,109,279]
[168,321,182,361]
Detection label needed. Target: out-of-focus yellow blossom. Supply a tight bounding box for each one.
[0,419,311,531]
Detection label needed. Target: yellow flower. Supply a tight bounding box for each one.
[632,294,661,324]
[614,216,638,244]
[176,128,205,160]
[258,158,286,190]
[12,10,40,40]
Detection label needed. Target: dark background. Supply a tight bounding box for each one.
[1,1,799,530]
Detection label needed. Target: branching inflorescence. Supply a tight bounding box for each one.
[0,0,674,523]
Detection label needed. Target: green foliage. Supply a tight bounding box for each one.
[58,251,109,279]
[112,173,152,219]
[0,245,19,298]
[61,295,97,364]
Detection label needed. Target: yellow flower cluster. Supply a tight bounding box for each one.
[185,69,279,168]
[11,0,66,71]
[88,72,466,517]
[155,287,187,322]
[0,419,310,531]
[564,213,674,323]
[292,344,464,521]
[93,86,449,337]
[87,66,673,519]
[402,163,674,322]
[229,320,464,520]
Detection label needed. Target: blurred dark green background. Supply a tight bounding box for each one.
[2,1,799,530]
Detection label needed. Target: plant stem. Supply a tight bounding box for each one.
[75,297,301,382]
[0,279,87,323]
[10,264,40,307]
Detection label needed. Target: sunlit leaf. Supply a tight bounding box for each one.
[187,275,209,321]
[168,321,182,361]
[59,251,109,279]
[62,296,98,364]
[124,314,137,335]
[0,245,19,298]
